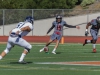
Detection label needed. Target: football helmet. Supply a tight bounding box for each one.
[25,16,34,24]
[56,15,62,22]
[96,16,100,23]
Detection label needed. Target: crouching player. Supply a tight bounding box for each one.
[0,16,34,63]
[40,15,80,54]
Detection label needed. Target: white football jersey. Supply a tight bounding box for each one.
[11,22,33,37]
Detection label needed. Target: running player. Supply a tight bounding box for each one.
[39,15,80,54]
[83,16,100,53]
[0,16,34,63]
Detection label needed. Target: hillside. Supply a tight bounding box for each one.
[74,1,100,10]
[69,1,100,16]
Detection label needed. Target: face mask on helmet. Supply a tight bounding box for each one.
[56,15,62,23]
[97,16,100,23]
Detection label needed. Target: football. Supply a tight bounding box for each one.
[44,47,49,53]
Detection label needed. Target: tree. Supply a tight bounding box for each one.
[65,0,78,8]
[0,0,78,9]
[33,0,78,9]
[81,0,95,7]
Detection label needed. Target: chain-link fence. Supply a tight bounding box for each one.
[0,9,100,36]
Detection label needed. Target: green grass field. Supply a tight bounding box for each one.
[0,43,100,75]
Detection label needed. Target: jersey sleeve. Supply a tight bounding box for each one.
[47,22,55,34]
[90,19,97,25]
[90,20,94,25]
[63,21,67,25]
[64,21,76,28]
[27,23,33,30]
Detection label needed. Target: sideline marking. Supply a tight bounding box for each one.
[35,61,100,66]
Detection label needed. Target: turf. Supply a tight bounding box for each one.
[0,43,100,75]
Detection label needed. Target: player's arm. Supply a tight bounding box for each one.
[20,26,31,32]
[64,24,76,28]
[85,22,91,36]
[46,25,55,34]
[86,22,91,30]
[9,30,12,35]
[16,26,31,35]
[64,24,80,29]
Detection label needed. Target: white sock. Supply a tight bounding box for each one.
[0,56,2,60]
[87,40,91,43]
[41,47,45,51]
[42,46,47,50]
[19,53,26,62]
[52,48,56,52]
[93,44,96,49]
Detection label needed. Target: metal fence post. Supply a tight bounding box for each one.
[87,10,89,23]
[3,9,5,36]
[61,9,65,44]
[32,9,34,36]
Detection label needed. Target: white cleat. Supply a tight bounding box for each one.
[18,60,27,64]
[39,49,44,52]
[52,51,56,54]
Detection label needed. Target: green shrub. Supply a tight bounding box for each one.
[81,0,95,7]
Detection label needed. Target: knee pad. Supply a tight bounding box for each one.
[25,45,32,52]
[4,49,9,54]
[27,44,32,50]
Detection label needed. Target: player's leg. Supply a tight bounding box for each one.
[91,39,97,53]
[0,41,14,60]
[83,29,97,46]
[15,38,32,63]
[83,39,87,46]
[40,39,54,52]
[88,29,98,52]
[52,35,62,54]
[45,39,54,47]
[52,40,60,54]
[18,49,29,63]
[83,39,93,46]
[40,33,56,52]
[91,31,98,53]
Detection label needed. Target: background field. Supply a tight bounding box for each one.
[0,43,100,75]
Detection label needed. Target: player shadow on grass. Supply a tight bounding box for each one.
[56,52,62,54]
[9,61,33,64]
[84,51,99,53]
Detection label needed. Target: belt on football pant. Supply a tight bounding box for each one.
[10,33,21,42]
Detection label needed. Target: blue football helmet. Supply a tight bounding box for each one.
[25,16,34,24]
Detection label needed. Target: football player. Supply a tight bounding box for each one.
[40,15,80,54]
[0,16,34,63]
[83,16,100,53]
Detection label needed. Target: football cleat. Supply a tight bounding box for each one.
[39,48,44,52]
[83,39,87,46]
[52,51,56,54]
[93,49,96,53]
[18,60,27,64]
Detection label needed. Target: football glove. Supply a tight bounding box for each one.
[85,31,89,36]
